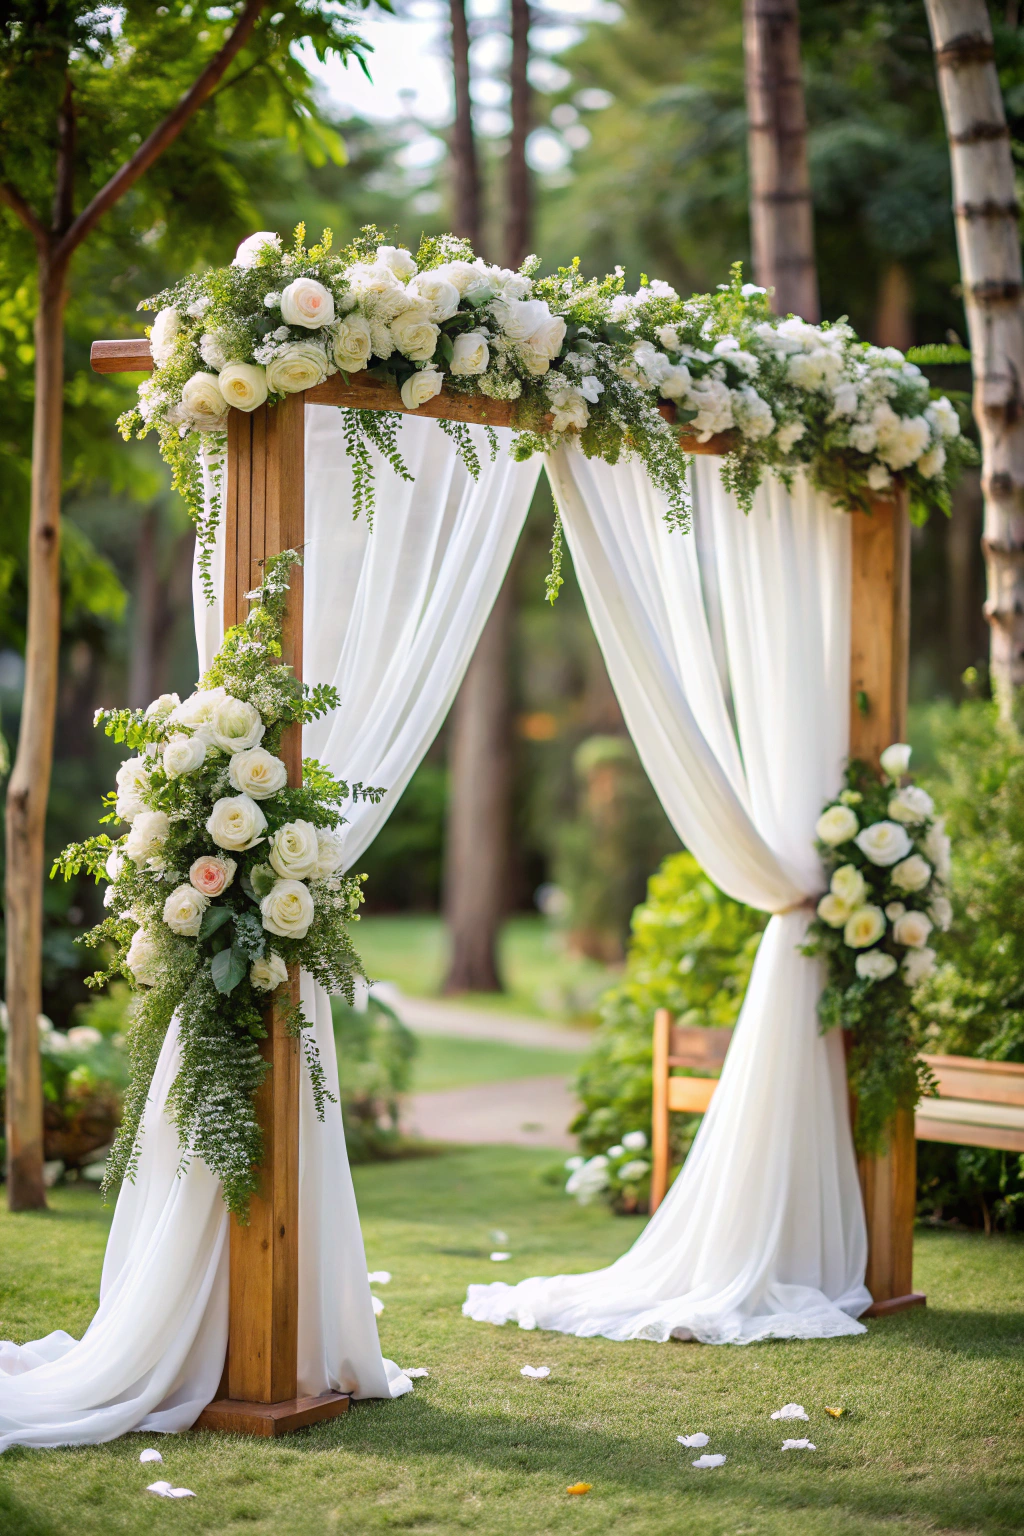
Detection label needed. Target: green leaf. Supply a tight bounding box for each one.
[211,944,248,995]
[439,333,455,364]
[199,905,233,941]
[249,863,277,898]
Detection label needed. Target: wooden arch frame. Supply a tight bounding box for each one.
[92,337,922,1433]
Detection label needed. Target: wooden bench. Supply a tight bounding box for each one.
[650,1014,1024,1215]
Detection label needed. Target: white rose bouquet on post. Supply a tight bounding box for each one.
[54,552,382,1221]
[803,745,946,1149]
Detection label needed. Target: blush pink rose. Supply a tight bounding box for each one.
[189,854,236,898]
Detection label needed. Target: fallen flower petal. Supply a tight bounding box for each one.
[491,1230,509,1244]
[403,1368,429,1379]
[781,1439,817,1451]
[520,1365,551,1379]
[771,1403,809,1421]
[490,1251,511,1262]
[566,1483,591,1495]
[367,1271,391,1285]
[371,1295,384,1315]
[824,1406,845,1419]
[677,1433,709,1448]
[147,1482,196,1499]
[139,1448,163,1464]
[692,1454,726,1469]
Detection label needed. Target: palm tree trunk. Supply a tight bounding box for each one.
[5,251,67,1210]
[743,0,819,320]
[925,0,1024,718]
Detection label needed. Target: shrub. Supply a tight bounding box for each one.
[331,992,418,1162]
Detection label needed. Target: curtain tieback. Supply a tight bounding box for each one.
[774,896,817,917]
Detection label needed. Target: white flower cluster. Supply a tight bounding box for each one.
[813,742,950,988]
[564,1130,649,1205]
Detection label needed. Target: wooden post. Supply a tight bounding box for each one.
[849,492,926,1316]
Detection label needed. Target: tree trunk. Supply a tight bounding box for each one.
[875,262,914,352]
[506,0,532,270]
[449,0,482,247]
[925,0,1024,719]
[5,251,67,1211]
[743,0,819,321]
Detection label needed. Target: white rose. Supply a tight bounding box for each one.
[888,785,934,824]
[815,804,859,846]
[391,307,441,363]
[115,756,150,822]
[830,864,868,908]
[407,271,461,322]
[181,372,229,431]
[208,696,265,755]
[269,820,320,880]
[233,231,282,267]
[314,826,346,877]
[885,901,906,921]
[855,820,912,867]
[125,810,170,865]
[206,794,268,851]
[902,946,937,986]
[376,244,417,278]
[332,314,373,373]
[162,733,208,778]
[519,342,552,376]
[867,463,893,492]
[917,445,946,480]
[149,308,180,367]
[817,893,850,928]
[401,367,444,410]
[879,742,911,781]
[145,692,180,720]
[929,895,953,932]
[251,951,290,992]
[280,277,335,329]
[228,747,288,800]
[126,928,162,986]
[923,818,952,880]
[891,854,932,893]
[449,330,490,376]
[844,905,886,949]
[345,260,403,302]
[658,363,693,401]
[549,387,589,433]
[877,412,931,470]
[260,878,315,939]
[433,259,483,294]
[105,846,124,883]
[162,882,209,938]
[733,386,774,441]
[926,396,960,441]
[169,687,226,729]
[492,296,550,341]
[621,1130,647,1152]
[265,342,329,394]
[529,312,567,361]
[893,909,933,948]
[200,332,229,372]
[776,420,806,453]
[218,363,268,413]
[856,949,898,982]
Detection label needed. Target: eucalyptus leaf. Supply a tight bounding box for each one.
[211,944,248,995]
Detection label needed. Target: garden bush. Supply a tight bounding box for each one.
[331,991,418,1162]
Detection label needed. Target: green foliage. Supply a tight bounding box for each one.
[330,992,418,1162]
[572,851,765,1159]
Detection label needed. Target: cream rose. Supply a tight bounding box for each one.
[260,879,315,939]
[233,231,282,267]
[206,794,267,851]
[855,820,912,867]
[218,363,268,413]
[332,314,373,373]
[125,810,170,865]
[149,308,180,367]
[449,330,490,376]
[115,756,150,822]
[126,928,162,986]
[376,244,418,278]
[105,846,124,883]
[816,893,849,928]
[391,307,441,363]
[879,742,911,781]
[855,949,898,982]
[181,371,229,431]
[145,692,180,720]
[251,951,290,992]
[893,909,933,948]
[189,854,236,898]
[401,367,444,410]
[529,312,567,360]
[843,904,886,949]
[830,863,868,908]
[519,342,552,376]
[163,734,208,778]
[888,785,934,825]
[815,804,859,846]
[890,854,932,893]
[315,826,346,877]
[269,820,320,880]
[902,946,937,986]
[265,342,329,394]
[280,277,336,329]
[923,819,951,880]
[407,271,460,321]
[228,747,287,800]
[492,297,550,342]
[929,894,953,932]
[207,697,265,755]
[162,883,209,938]
[169,687,226,729]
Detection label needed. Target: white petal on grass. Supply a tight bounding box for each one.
[677,1433,709,1448]
[367,1270,391,1285]
[781,1438,817,1451]
[371,1294,384,1315]
[520,1365,551,1379]
[403,1368,429,1379]
[691,1454,726,1469]
[491,1230,509,1244]
[490,1251,512,1262]
[146,1482,196,1498]
[139,1448,163,1464]
[771,1403,809,1421]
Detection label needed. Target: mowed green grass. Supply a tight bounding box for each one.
[410,1033,584,1093]
[2,1150,1023,1536]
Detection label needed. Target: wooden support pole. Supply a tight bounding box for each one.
[848,492,926,1318]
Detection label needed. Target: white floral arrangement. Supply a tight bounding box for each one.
[54,552,379,1219]
[564,1129,651,1211]
[803,743,948,1147]
[120,228,971,599]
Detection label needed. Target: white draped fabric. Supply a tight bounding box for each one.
[465,451,872,1344]
[0,413,539,1452]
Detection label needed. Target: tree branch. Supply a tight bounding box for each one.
[54,0,268,264]
[0,180,48,251]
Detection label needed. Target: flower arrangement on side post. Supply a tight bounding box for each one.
[53,551,381,1220]
[803,743,947,1149]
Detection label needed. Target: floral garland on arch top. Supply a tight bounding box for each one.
[54,552,379,1221]
[120,225,973,596]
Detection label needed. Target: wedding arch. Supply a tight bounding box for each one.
[1,234,949,1448]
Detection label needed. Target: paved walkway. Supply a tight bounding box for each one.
[386,991,593,1053]
[402,1075,578,1152]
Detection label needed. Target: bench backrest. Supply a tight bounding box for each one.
[920,1053,1024,1107]
[666,1022,734,1072]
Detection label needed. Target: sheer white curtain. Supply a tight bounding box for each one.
[465,451,872,1345]
[0,412,539,1452]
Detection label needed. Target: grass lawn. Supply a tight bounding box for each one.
[356,913,614,1022]
[410,1034,584,1093]
[2,1150,1023,1536]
